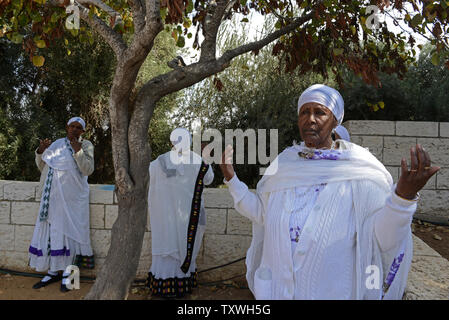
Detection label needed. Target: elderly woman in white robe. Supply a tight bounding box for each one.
[147,128,214,298]
[29,117,95,292]
[219,84,439,300]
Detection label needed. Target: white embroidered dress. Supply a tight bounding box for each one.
[148,150,214,280]
[29,138,94,272]
[225,140,416,300]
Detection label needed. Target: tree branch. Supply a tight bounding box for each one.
[77,0,121,20]
[142,9,316,104]
[48,0,127,56]
[200,0,232,62]
[127,0,146,33]
[77,4,127,57]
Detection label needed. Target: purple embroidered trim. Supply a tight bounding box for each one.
[290,227,301,243]
[384,253,404,287]
[50,247,70,257]
[298,150,341,160]
[29,246,43,257]
[29,246,70,257]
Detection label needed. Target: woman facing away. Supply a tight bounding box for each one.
[219,84,439,300]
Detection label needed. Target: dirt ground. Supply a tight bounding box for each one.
[0,272,254,300]
[1,219,448,300]
[412,219,449,260]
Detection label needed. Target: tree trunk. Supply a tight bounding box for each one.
[84,182,148,299]
[84,81,155,299]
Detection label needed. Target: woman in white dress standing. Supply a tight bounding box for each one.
[147,128,214,298]
[30,117,94,292]
[219,84,439,300]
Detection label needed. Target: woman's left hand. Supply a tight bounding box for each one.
[69,137,82,153]
[395,144,440,200]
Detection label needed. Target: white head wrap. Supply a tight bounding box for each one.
[67,117,86,130]
[297,84,345,125]
[335,125,350,141]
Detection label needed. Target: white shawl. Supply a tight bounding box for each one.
[148,150,213,265]
[246,140,412,299]
[40,138,90,244]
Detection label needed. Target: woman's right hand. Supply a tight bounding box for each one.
[220,145,235,182]
[38,138,51,154]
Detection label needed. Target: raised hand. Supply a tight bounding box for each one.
[219,144,235,182]
[69,136,82,153]
[395,144,440,200]
[37,138,52,154]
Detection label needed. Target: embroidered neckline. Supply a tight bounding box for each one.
[297,142,342,160]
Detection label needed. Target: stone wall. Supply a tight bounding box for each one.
[0,180,249,282]
[344,120,449,225]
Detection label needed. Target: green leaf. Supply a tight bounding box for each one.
[410,14,422,28]
[10,33,23,44]
[431,53,440,66]
[50,12,59,23]
[274,20,281,29]
[32,55,45,67]
[333,48,344,56]
[378,101,385,109]
[176,36,185,48]
[186,0,194,13]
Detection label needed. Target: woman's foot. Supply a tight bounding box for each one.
[32,273,62,289]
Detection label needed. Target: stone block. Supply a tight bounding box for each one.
[105,205,118,229]
[202,234,251,266]
[11,202,39,225]
[90,229,111,258]
[440,122,449,138]
[385,166,399,183]
[0,224,14,250]
[350,135,383,162]
[412,235,441,258]
[0,201,10,224]
[418,138,449,167]
[383,137,417,166]
[405,255,449,300]
[89,187,113,204]
[0,181,15,200]
[203,188,234,208]
[4,182,38,201]
[436,168,449,189]
[90,205,105,229]
[204,208,227,234]
[14,225,34,252]
[227,209,252,235]
[344,120,395,136]
[396,121,438,137]
[417,190,449,217]
[0,251,30,269]
[422,172,437,190]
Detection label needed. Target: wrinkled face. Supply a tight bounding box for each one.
[66,121,84,140]
[298,102,337,149]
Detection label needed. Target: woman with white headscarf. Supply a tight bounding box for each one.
[220,84,439,300]
[147,128,214,298]
[30,117,95,292]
